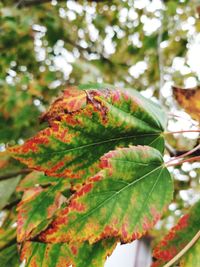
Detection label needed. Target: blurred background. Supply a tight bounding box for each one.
[0,0,200,266]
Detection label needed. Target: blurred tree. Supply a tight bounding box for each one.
[0,0,200,266]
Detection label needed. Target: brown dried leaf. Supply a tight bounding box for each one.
[173,86,200,121]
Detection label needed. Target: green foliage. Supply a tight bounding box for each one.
[181,240,200,267]
[0,244,20,267]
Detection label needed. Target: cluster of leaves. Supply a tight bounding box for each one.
[0,84,199,266]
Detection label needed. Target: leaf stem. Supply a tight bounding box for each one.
[166,144,200,164]
[166,156,200,167]
[163,230,200,267]
[164,129,200,135]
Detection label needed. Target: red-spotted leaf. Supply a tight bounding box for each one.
[17,179,70,242]
[21,239,117,267]
[152,200,200,267]
[39,146,173,244]
[40,87,87,123]
[9,86,167,181]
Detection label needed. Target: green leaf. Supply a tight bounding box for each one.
[17,179,70,242]
[0,209,17,250]
[152,200,200,267]
[21,239,117,267]
[180,240,200,267]
[10,87,167,182]
[0,176,20,210]
[39,146,173,244]
[17,171,62,191]
[0,244,20,267]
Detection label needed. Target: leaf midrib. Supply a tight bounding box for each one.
[65,165,164,229]
[27,132,161,156]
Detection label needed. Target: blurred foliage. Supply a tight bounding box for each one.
[0,0,200,265]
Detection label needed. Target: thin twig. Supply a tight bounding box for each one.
[166,155,200,167]
[164,129,200,135]
[16,0,107,8]
[163,230,200,267]
[165,142,177,156]
[0,169,31,181]
[3,198,21,210]
[168,113,199,125]
[167,143,200,163]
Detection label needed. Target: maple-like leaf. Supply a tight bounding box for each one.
[9,86,167,181]
[152,200,200,267]
[17,171,63,191]
[173,86,200,121]
[17,179,70,242]
[39,146,173,244]
[21,239,116,267]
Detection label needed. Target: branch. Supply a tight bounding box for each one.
[16,0,107,8]
[0,169,31,181]
[6,0,127,69]
[163,230,200,267]
[157,3,165,103]
[3,198,21,209]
